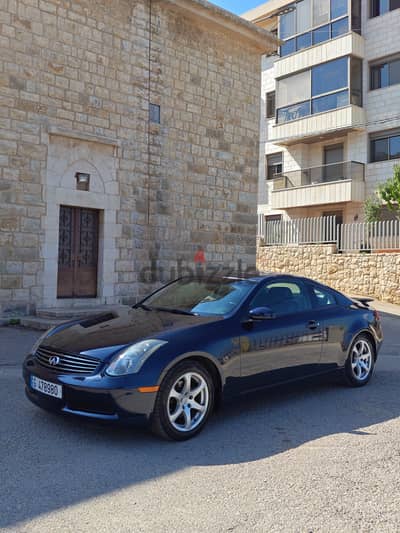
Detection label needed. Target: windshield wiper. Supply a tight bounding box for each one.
[132,302,153,311]
[152,306,197,316]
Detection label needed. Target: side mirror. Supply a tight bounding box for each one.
[249,306,276,320]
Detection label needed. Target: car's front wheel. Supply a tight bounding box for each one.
[343,334,375,387]
[151,361,214,441]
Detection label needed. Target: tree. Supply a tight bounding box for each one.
[364,165,400,222]
[364,194,382,223]
[379,164,400,220]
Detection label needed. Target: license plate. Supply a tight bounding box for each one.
[30,375,63,399]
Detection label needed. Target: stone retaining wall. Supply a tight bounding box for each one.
[257,244,400,305]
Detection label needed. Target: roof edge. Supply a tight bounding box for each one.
[241,0,290,22]
[161,0,279,52]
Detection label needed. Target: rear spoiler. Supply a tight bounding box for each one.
[351,296,374,308]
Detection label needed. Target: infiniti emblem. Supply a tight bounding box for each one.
[49,356,60,366]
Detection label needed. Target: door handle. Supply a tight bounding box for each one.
[307,320,320,330]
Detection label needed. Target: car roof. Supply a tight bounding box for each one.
[218,272,308,282]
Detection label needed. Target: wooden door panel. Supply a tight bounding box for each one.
[75,208,98,297]
[57,206,99,298]
[57,206,75,298]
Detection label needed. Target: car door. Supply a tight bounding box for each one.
[239,278,324,391]
[307,283,349,370]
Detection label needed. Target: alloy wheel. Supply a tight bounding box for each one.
[351,339,372,381]
[167,372,209,432]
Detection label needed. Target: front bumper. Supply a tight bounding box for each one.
[23,354,157,424]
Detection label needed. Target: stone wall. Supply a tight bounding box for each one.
[0,0,273,314]
[257,244,400,305]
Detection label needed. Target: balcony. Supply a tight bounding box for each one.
[269,104,366,146]
[274,32,365,78]
[271,161,365,209]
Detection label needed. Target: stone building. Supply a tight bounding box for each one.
[0,0,276,315]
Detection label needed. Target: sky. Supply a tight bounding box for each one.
[210,0,266,15]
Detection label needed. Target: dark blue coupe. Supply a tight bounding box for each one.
[23,274,383,440]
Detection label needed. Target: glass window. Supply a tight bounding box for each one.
[371,138,389,161]
[312,24,330,44]
[250,281,312,317]
[297,31,312,50]
[266,153,283,179]
[331,16,348,38]
[296,0,312,33]
[389,135,400,159]
[277,70,311,108]
[389,59,400,85]
[280,6,296,39]
[312,89,349,114]
[371,59,400,89]
[350,57,362,106]
[149,103,160,124]
[313,0,330,25]
[312,57,348,97]
[280,38,296,57]
[351,0,362,33]
[277,100,311,123]
[311,286,337,308]
[371,63,389,89]
[371,0,389,16]
[331,0,348,19]
[266,91,275,119]
[144,278,258,317]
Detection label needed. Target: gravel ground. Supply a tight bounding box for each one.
[0,315,399,533]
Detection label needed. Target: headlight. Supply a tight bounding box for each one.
[106,339,167,376]
[31,327,57,354]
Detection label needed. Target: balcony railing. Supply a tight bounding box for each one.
[272,161,365,191]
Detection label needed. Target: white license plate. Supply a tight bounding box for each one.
[30,375,63,399]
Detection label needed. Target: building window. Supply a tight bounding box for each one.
[370,0,400,17]
[265,214,282,222]
[276,56,362,123]
[149,103,160,124]
[266,153,283,179]
[370,57,400,90]
[266,91,276,118]
[279,0,351,57]
[370,131,400,162]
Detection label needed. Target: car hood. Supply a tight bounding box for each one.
[40,306,223,360]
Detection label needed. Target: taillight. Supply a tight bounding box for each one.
[373,310,380,321]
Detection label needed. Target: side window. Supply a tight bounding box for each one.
[311,286,338,308]
[249,280,311,317]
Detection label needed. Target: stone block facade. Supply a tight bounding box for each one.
[257,245,400,305]
[0,0,276,314]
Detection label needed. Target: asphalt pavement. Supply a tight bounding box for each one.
[0,315,399,532]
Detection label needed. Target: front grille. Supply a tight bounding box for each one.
[35,347,100,375]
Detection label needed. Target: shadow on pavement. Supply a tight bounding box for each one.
[1,360,399,528]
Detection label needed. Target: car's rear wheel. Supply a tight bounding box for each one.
[343,334,375,387]
[151,361,214,441]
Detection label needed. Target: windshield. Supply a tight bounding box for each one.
[142,278,257,316]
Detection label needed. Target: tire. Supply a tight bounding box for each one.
[343,334,375,387]
[151,360,215,441]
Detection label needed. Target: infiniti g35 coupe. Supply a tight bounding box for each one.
[23,274,383,440]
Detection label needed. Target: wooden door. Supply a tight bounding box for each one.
[57,206,99,298]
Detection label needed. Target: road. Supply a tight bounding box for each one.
[0,315,399,532]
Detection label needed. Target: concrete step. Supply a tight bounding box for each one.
[36,305,124,319]
[19,316,67,331]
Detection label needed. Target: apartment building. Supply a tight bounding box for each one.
[243,0,400,229]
